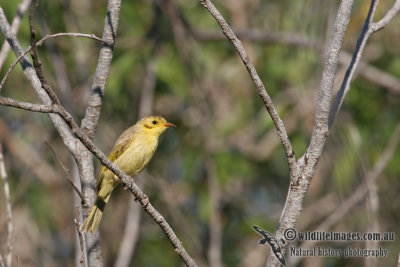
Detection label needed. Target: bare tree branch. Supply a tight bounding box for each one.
[80,0,121,139]
[0,144,13,267]
[340,51,400,94]
[306,0,354,169]
[0,0,31,70]
[37,32,111,46]
[198,0,297,180]
[0,95,58,112]
[328,0,380,127]
[74,1,121,266]
[371,0,400,32]
[267,1,355,266]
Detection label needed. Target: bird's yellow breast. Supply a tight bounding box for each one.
[99,131,159,188]
[115,132,159,177]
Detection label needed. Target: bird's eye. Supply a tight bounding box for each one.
[152,120,157,125]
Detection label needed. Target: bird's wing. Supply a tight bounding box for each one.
[96,125,137,190]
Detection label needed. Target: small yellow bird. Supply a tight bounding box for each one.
[82,115,175,233]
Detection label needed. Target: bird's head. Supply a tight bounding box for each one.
[138,115,176,137]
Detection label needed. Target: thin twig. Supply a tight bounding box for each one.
[0,47,31,93]
[45,142,85,203]
[37,32,112,46]
[0,32,110,93]
[74,207,88,267]
[371,0,400,32]
[0,95,58,112]
[0,0,31,70]
[328,0,380,127]
[198,0,297,180]
[0,144,13,267]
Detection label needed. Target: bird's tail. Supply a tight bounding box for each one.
[81,185,112,233]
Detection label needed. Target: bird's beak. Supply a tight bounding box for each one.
[164,122,176,128]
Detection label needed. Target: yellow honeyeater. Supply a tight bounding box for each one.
[81,115,175,233]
